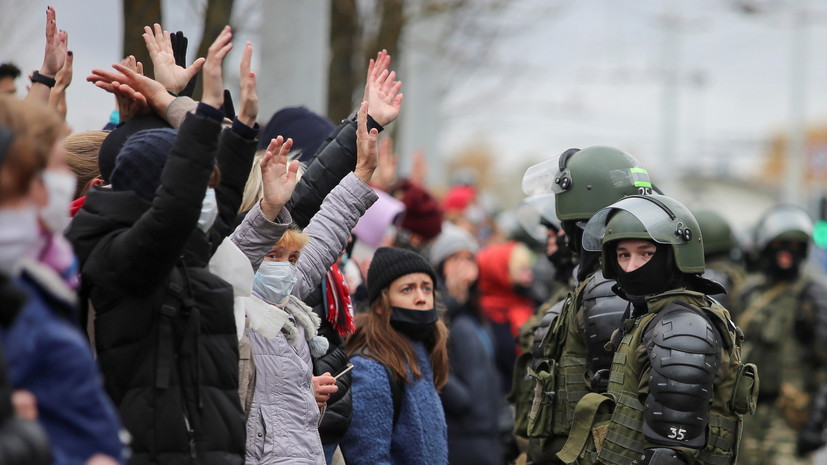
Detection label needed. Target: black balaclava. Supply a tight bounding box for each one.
[761,240,805,281]
[611,241,682,302]
[548,231,577,284]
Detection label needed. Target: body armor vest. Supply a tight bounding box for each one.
[556,290,758,465]
[738,275,812,400]
[524,271,627,463]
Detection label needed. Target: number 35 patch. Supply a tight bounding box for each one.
[667,426,687,441]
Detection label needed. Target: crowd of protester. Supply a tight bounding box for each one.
[6,6,827,465]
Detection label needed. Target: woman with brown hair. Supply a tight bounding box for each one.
[340,246,450,465]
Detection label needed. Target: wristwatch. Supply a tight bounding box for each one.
[30,70,56,88]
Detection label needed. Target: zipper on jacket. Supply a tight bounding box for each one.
[182,411,196,460]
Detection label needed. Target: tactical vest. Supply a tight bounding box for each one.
[521,277,591,461]
[556,290,758,465]
[738,275,810,398]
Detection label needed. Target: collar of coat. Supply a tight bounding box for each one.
[246,295,329,357]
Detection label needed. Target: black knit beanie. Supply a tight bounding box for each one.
[367,247,437,304]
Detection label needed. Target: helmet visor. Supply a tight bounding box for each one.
[582,196,693,251]
[755,205,813,248]
[517,194,559,242]
[522,154,566,196]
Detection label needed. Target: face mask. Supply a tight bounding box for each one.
[613,243,673,299]
[40,170,77,233]
[390,306,438,340]
[252,261,298,305]
[0,205,40,276]
[198,189,218,233]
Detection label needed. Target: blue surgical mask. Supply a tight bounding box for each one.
[252,261,298,305]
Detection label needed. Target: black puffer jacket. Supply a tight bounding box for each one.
[286,115,382,229]
[67,111,255,465]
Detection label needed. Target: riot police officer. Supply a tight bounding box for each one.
[516,146,654,464]
[556,194,756,465]
[737,204,827,465]
[693,209,746,310]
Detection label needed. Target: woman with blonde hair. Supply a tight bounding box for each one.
[340,246,450,465]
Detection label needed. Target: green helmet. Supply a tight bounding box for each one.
[582,194,705,279]
[693,209,736,257]
[522,146,652,222]
[753,204,813,253]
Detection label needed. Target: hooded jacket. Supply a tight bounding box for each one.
[67,110,255,465]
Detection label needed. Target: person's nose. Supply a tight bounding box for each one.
[627,254,646,272]
[414,288,428,305]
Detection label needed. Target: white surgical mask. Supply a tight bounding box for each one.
[198,189,218,233]
[0,205,40,276]
[252,261,298,305]
[40,170,77,233]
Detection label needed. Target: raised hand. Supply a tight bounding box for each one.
[372,136,398,191]
[259,136,300,221]
[143,24,205,95]
[355,101,380,184]
[40,6,68,77]
[48,50,73,120]
[364,50,403,127]
[202,25,233,110]
[410,149,428,187]
[88,62,169,116]
[237,41,258,127]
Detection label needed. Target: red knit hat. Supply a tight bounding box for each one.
[442,185,476,213]
[398,180,443,242]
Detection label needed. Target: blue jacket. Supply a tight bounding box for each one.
[2,260,123,465]
[340,340,447,465]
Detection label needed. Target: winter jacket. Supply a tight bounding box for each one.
[1,260,123,465]
[340,340,448,465]
[440,297,502,465]
[66,111,255,465]
[242,296,327,465]
[286,115,383,229]
[236,173,377,462]
[0,273,51,465]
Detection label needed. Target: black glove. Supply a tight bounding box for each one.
[170,31,198,98]
[640,448,687,465]
[222,89,236,120]
[797,425,826,457]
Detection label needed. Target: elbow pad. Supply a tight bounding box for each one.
[642,302,721,449]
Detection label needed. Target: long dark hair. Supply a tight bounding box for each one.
[346,290,449,390]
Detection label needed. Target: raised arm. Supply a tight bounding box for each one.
[143,24,205,95]
[209,39,260,250]
[25,6,67,105]
[285,50,401,227]
[80,29,232,292]
[230,136,299,269]
[47,49,73,120]
[292,101,379,300]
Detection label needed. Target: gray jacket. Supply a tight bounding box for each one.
[236,173,378,463]
[243,297,325,465]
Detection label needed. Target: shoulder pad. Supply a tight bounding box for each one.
[582,270,617,300]
[644,301,720,355]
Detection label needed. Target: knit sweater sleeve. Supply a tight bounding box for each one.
[339,355,394,465]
